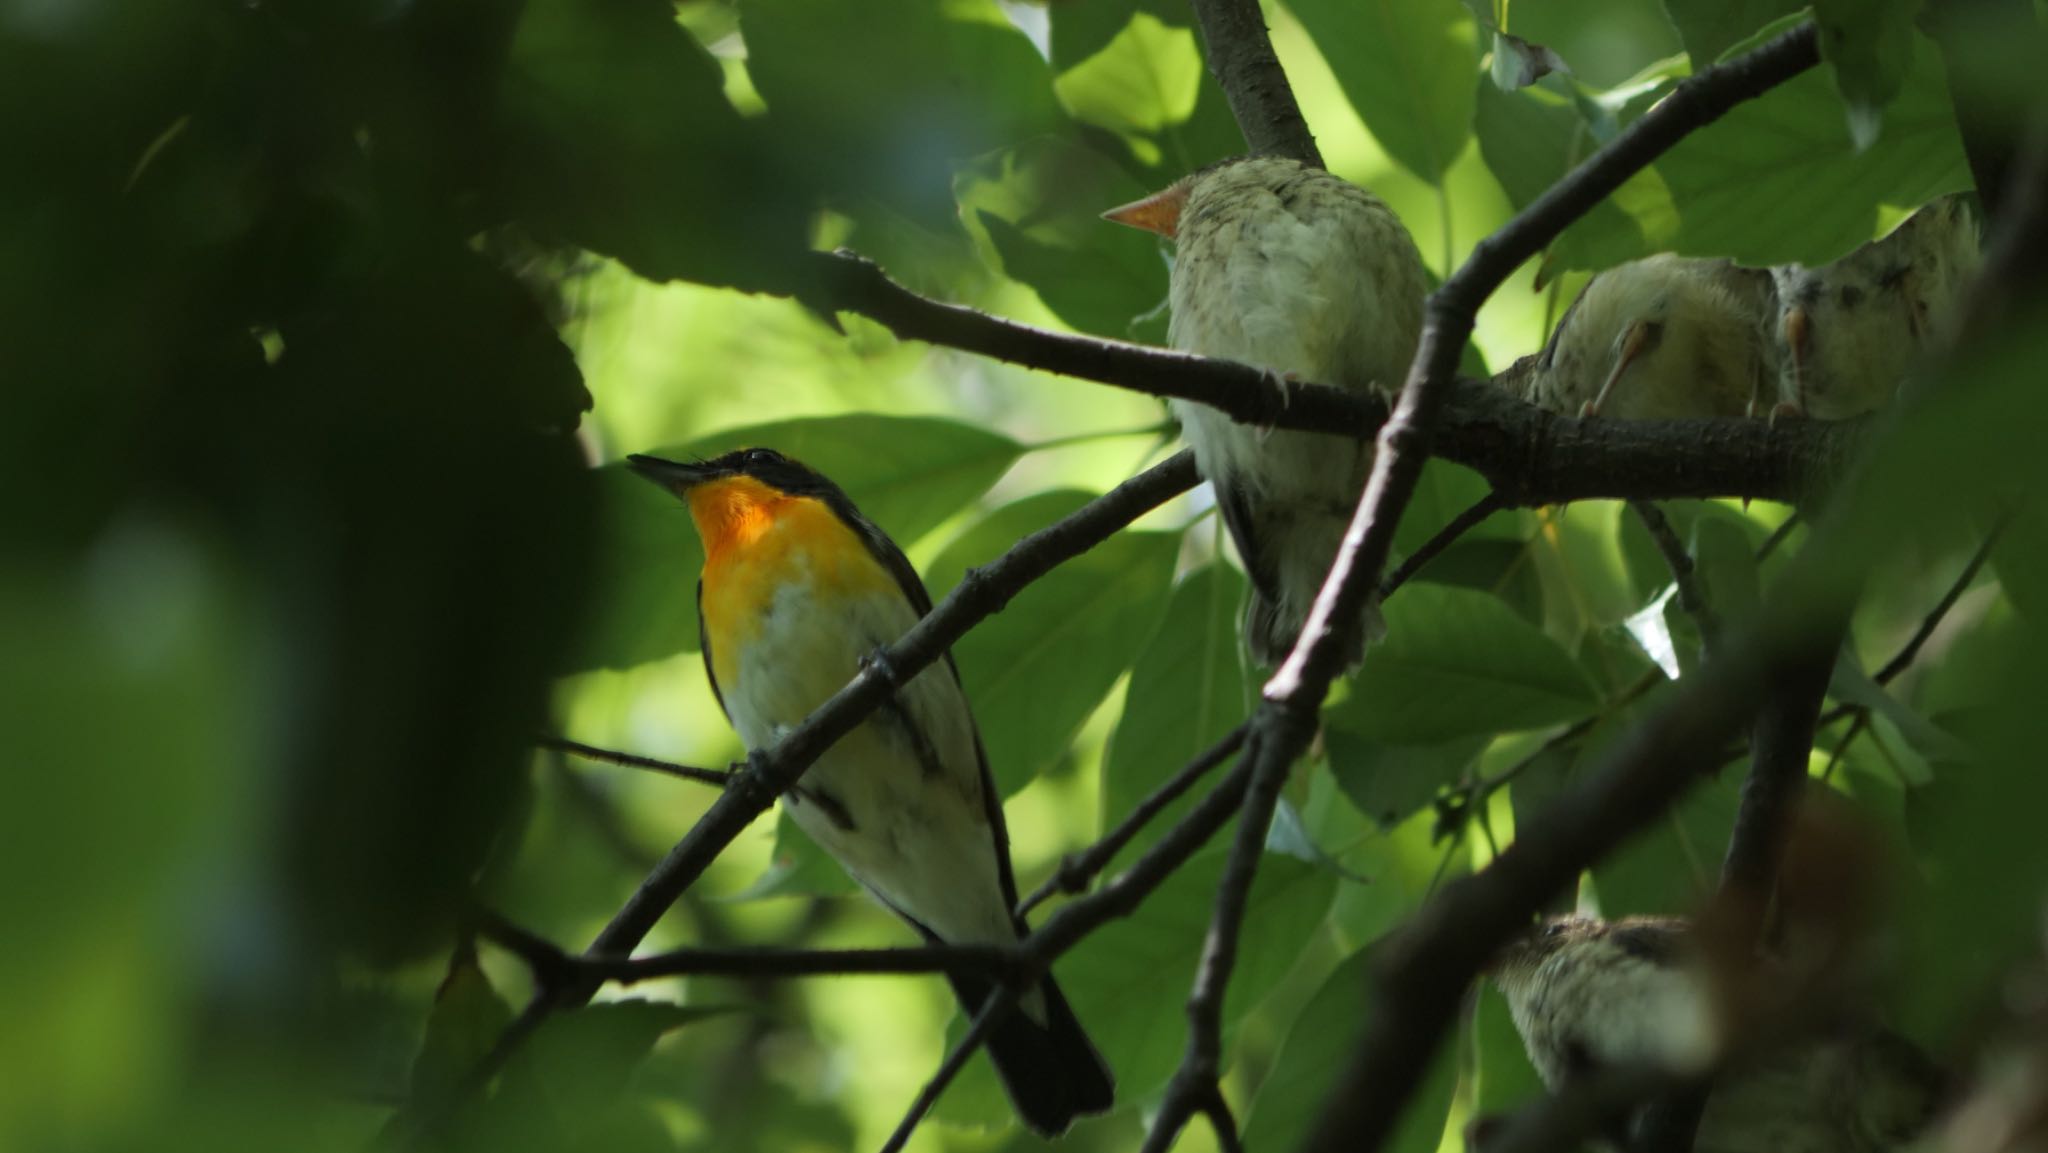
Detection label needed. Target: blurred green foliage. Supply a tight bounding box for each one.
[5,0,2044,1150]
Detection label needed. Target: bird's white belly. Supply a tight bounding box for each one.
[720,572,1017,949]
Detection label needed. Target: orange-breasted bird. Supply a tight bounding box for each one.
[627,447,1114,1137]
[1104,157,1427,668]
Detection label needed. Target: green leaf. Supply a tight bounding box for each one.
[1552,31,1972,272]
[742,0,1064,227]
[1693,510,1765,625]
[1323,730,1488,829]
[1054,13,1203,142]
[1103,563,1251,866]
[500,0,813,291]
[1659,0,1804,66]
[505,1001,739,1106]
[1331,584,1599,743]
[1242,946,1458,1153]
[1060,852,1336,1098]
[410,949,516,1102]
[572,415,1022,672]
[1050,0,1190,69]
[928,491,1178,794]
[1813,0,1919,148]
[1289,0,1479,183]
[1593,760,1744,915]
[1393,460,1521,556]
[725,811,860,900]
[959,136,1170,339]
[1474,79,1660,265]
[1473,981,1547,1114]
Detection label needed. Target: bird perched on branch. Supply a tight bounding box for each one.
[1527,255,1777,420]
[1772,196,1981,419]
[629,448,1114,1137]
[1103,156,1426,668]
[1490,914,1947,1153]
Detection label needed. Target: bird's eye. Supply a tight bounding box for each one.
[746,449,776,467]
[1543,921,1568,941]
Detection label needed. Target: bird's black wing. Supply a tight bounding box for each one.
[697,578,730,722]
[1214,477,1283,612]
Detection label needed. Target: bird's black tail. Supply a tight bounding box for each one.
[946,967,1115,1137]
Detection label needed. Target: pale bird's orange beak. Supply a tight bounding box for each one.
[1102,184,1188,239]
[1584,319,1653,417]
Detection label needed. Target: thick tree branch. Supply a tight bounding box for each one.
[380,452,1199,1147]
[1283,24,1826,1153]
[809,250,1856,509]
[1187,0,1323,166]
[538,735,732,789]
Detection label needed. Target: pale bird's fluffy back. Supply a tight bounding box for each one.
[1532,254,1777,420]
[1772,195,1981,420]
[1107,156,1427,667]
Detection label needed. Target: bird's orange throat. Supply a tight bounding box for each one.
[686,476,785,563]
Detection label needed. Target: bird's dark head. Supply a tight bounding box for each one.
[627,448,861,553]
[626,447,835,500]
[1491,915,1604,985]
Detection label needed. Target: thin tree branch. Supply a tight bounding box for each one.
[476,912,1024,986]
[808,250,1856,509]
[1016,722,1249,917]
[1380,491,1508,599]
[379,451,1200,1148]
[1139,725,1292,1153]
[878,987,1020,1153]
[1288,24,1826,1153]
[1187,0,1323,166]
[1630,500,1720,647]
[538,735,733,789]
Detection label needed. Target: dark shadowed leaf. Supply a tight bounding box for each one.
[1242,944,1458,1152]
[1331,584,1599,743]
[1474,79,1657,267]
[1103,563,1252,866]
[1489,28,1571,91]
[1812,0,1917,148]
[1288,0,1480,183]
[725,811,860,900]
[500,0,813,292]
[1323,730,1489,829]
[1061,852,1335,1098]
[1659,0,1804,65]
[410,949,515,1102]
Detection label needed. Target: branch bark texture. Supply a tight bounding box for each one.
[1187,0,1324,165]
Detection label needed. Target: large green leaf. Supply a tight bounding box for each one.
[1552,30,1973,271]
[1659,0,1804,65]
[572,415,1022,672]
[959,136,1171,341]
[1060,852,1336,1099]
[1330,583,1599,743]
[1102,563,1252,867]
[1323,730,1489,828]
[742,0,1064,228]
[1812,0,1918,146]
[928,491,1178,794]
[1473,79,1651,265]
[1592,758,1744,915]
[410,949,515,1102]
[1288,0,1479,184]
[1242,945,1459,1153]
[500,0,812,292]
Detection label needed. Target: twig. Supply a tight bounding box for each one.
[1814,518,2007,730]
[810,251,1856,509]
[1187,0,1323,165]
[1630,500,1720,647]
[1139,726,1292,1153]
[1291,24,1826,1153]
[1016,723,1249,917]
[380,452,1200,1147]
[1756,511,1802,560]
[476,913,1024,986]
[538,735,733,789]
[877,988,1019,1153]
[1379,492,1508,599]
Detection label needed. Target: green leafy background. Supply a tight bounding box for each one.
[6,0,2041,1150]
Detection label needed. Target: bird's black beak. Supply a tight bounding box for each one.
[626,454,719,492]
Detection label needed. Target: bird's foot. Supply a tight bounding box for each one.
[859,646,901,687]
[1767,401,1803,428]
[1576,399,1601,420]
[1256,367,1301,444]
